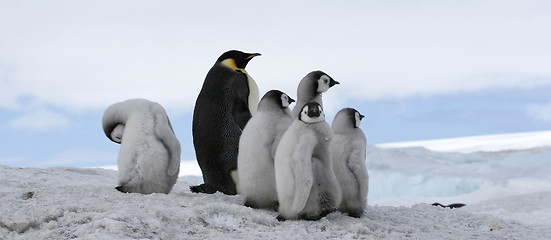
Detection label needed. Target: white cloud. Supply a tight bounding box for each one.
[526,102,551,122]
[0,0,550,113]
[6,109,70,133]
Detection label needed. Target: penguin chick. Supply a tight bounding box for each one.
[238,90,295,209]
[331,108,369,218]
[102,98,181,194]
[275,102,342,221]
[191,50,261,195]
[291,71,339,118]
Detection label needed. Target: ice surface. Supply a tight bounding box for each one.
[376,130,551,153]
[367,145,551,203]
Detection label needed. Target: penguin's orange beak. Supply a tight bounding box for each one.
[246,53,261,59]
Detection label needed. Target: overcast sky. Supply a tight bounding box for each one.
[1,0,550,168]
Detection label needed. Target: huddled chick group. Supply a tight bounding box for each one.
[237,66,368,221]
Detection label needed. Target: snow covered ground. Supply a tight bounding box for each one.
[1,131,550,239]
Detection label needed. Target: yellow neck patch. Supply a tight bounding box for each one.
[221,58,249,74]
[220,58,258,115]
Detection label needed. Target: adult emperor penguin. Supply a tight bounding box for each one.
[238,90,295,209]
[192,50,261,195]
[102,98,181,194]
[331,108,369,218]
[274,102,342,221]
[291,71,339,118]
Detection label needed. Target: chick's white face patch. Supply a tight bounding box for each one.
[301,105,310,120]
[317,75,331,93]
[300,104,325,123]
[354,111,362,128]
[318,105,325,120]
[281,94,291,108]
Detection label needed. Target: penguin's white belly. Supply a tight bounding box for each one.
[246,74,259,115]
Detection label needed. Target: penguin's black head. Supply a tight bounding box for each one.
[281,92,295,108]
[344,108,364,128]
[299,102,325,123]
[260,90,295,110]
[310,70,339,93]
[351,109,365,128]
[333,108,364,130]
[217,50,261,69]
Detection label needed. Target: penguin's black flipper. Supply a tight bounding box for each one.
[231,72,253,130]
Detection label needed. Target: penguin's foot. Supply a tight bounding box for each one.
[300,213,323,221]
[189,183,237,195]
[244,199,257,208]
[219,186,237,195]
[346,209,364,218]
[276,215,287,222]
[115,186,129,193]
[244,199,279,211]
[189,183,217,194]
[319,208,337,219]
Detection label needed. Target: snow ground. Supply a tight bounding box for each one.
[1,131,550,239]
[1,165,549,240]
